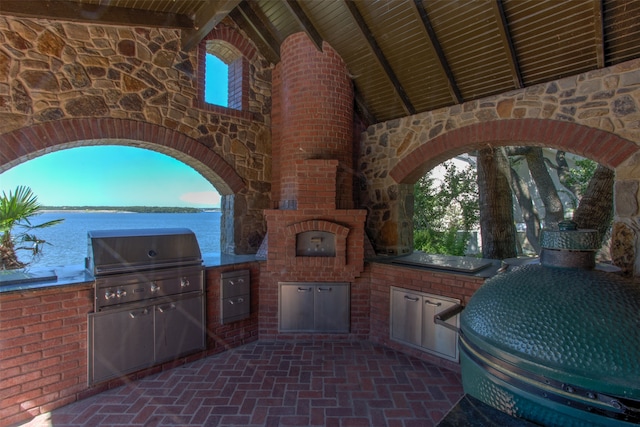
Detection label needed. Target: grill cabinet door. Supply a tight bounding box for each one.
[155,294,205,362]
[390,288,422,346]
[279,284,314,331]
[422,296,459,361]
[314,284,350,333]
[89,306,154,385]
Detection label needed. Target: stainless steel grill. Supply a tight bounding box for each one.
[87,228,206,385]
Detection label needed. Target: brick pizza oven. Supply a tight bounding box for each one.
[259,33,367,338]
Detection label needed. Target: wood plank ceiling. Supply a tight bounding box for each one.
[2,0,640,124]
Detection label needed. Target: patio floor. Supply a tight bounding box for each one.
[17,340,464,427]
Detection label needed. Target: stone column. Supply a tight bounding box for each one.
[612,153,640,276]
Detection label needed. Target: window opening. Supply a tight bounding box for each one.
[204,40,244,110]
[205,53,229,107]
[0,146,222,270]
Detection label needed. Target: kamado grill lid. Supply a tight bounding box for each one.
[87,228,202,276]
[460,222,640,423]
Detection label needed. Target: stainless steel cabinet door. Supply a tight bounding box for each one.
[155,294,205,362]
[89,306,154,385]
[390,288,422,346]
[279,284,315,331]
[422,295,459,361]
[314,284,350,333]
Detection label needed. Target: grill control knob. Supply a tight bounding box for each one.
[150,282,160,293]
[104,290,116,300]
[180,277,190,288]
[116,289,127,298]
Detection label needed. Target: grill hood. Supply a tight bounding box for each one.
[459,221,640,426]
[86,228,202,276]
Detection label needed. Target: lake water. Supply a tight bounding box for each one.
[12,211,222,269]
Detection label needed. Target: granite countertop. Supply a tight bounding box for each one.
[371,251,503,278]
[0,253,259,294]
[438,395,540,426]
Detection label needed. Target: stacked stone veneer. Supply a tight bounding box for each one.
[0,15,272,254]
[359,59,640,274]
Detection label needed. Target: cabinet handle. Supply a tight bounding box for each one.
[425,300,442,307]
[129,308,150,318]
[404,295,420,302]
[317,287,332,292]
[157,303,176,313]
[229,297,244,305]
[297,287,312,292]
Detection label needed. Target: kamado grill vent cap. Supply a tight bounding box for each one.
[460,221,640,426]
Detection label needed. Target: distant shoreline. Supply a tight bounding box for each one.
[41,206,221,214]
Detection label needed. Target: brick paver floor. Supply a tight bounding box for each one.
[18,341,463,427]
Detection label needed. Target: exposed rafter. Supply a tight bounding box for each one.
[231,2,281,64]
[593,0,605,68]
[412,0,463,104]
[283,0,323,52]
[354,90,377,126]
[491,0,523,89]
[181,0,242,52]
[344,0,416,116]
[0,0,194,29]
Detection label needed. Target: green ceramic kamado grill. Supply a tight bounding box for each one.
[459,221,640,426]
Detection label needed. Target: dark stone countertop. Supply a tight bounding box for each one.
[0,253,259,294]
[438,395,540,427]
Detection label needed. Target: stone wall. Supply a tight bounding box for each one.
[359,59,640,274]
[0,15,272,254]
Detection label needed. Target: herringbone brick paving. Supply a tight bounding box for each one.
[19,341,463,427]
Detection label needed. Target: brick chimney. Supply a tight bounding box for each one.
[264,32,366,282]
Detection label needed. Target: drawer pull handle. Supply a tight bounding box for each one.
[317,287,332,292]
[229,298,244,305]
[425,300,442,307]
[297,287,313,292]
[157,303,176,313]
[404,295,420,302]
[129,308,150,318]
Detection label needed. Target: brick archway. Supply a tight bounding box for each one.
[390,119,640,184]
[0,118,246,195]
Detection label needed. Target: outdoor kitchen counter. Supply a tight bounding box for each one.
[0,254,261,426]
[0,253,259,294]
[370,252,503,279]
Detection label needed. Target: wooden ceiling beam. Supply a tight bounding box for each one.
[354,90,377,126]
[344,1,416,116]
[594,0,606,68]
[230,1,281,65]
[491,0,523,89]
[0,0,194,28]
[412,0,463,104]
[181,0,242,52]
[283,0,324,52]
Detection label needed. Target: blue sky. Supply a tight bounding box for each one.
[0,146,221,208]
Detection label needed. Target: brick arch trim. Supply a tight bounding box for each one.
[202,25,258,62]
[390,119,640,184]
[284,220,350,238]
[0,118,246,195]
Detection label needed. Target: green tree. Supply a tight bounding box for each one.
[0,186,63,270]
[413,160,479,255]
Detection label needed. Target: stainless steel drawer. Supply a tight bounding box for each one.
[221,270,250,298]
[221,270,250,324]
